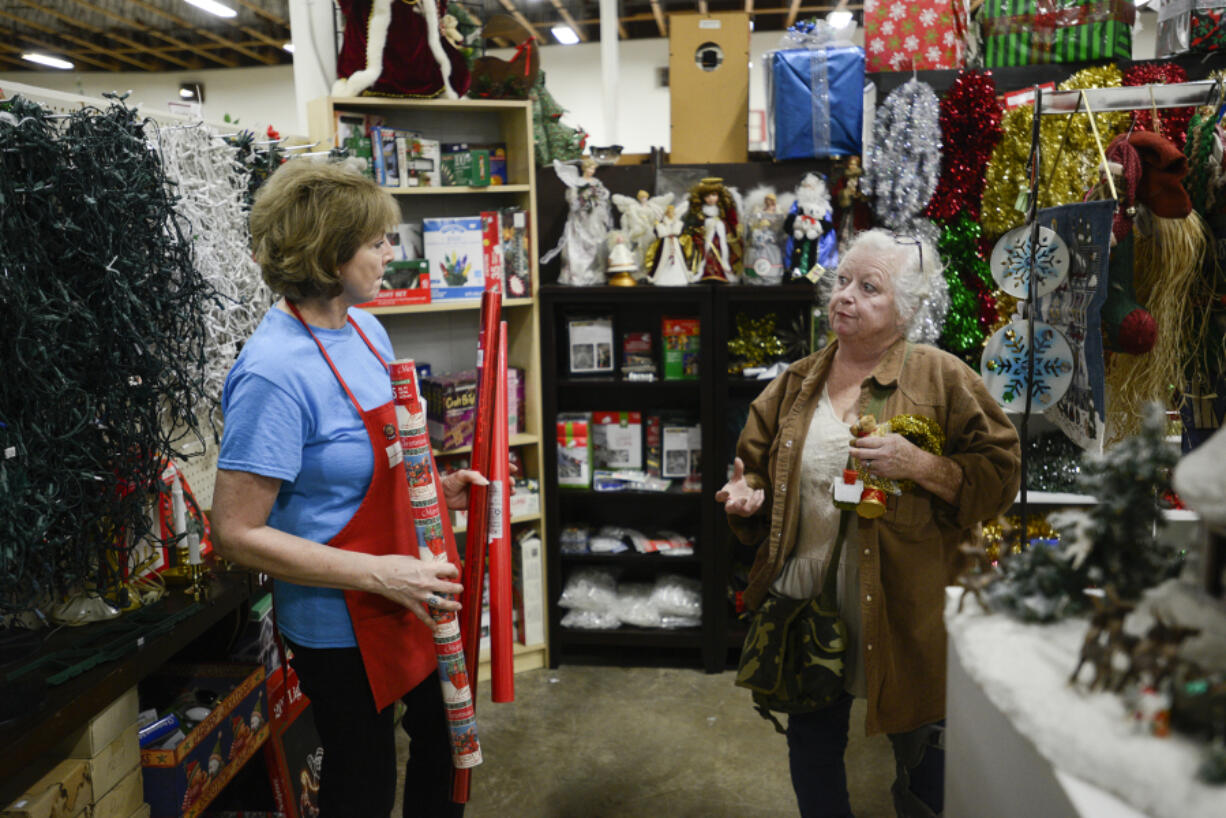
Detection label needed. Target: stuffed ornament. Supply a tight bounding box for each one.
[334,0,471,99]
[783,173,837,282]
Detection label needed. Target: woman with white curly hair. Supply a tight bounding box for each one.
[717,228,1020,818]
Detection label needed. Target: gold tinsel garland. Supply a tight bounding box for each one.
[981,66,1131,239]
[982,515,1061,563]
[860,414,946,495]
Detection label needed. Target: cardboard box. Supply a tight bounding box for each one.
[93,766,142,818]
[662,317,700,380]
[767,46,864,160]
[1,758,92,818]
[499,208,531,298]
[89,724,141,804]
[591,411,643,471]
[424,216,485,300]
[140,664,268,818]
[440,143,471,186]
[59,687,139,759]
[512,532,545,645]
[557,413,591,488]
[358,259,430,308]
[865,0,963,72]
[567,317,615,376]
[421,369,477,452]
[370,126,400,188]
[263,664,322,818]
[410,136,441,187]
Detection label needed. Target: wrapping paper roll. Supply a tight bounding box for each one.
[489,321,514,703]
[389,359,482,771]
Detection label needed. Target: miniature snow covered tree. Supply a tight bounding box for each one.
[989,403,1181,621]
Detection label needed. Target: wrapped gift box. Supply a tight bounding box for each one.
[1157,0,1226,56]
[865,0,964,72]
[767,45,865,160]
[982,0,1135,67]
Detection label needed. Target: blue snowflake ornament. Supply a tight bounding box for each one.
[989,225,1070,300]
[981,320,1075,412]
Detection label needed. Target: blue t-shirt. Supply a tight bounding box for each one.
[218,306,395,648]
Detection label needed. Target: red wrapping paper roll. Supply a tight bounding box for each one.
[489,321,514,703]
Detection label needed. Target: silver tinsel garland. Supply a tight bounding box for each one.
[861,78,942,245]
[157,124,273,433]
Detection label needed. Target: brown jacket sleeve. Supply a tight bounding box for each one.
[727,370,791,545]
[933,364,1021,530]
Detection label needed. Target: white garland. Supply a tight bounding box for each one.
[861,78,942,245]
[157,124,272,433]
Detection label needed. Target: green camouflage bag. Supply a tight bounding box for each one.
[735,511,850,733]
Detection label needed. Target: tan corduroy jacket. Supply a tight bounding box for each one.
[729,338,1020,736]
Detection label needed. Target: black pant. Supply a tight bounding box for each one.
[286,638,464,818]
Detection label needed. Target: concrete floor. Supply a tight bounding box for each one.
[395,666,897,818]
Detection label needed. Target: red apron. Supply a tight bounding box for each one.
[288,302,436,713]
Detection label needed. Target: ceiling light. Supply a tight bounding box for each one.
[182,0,238,19]
[179,87,194,98]
[22,53,74,70]
[1134,0,1150,6]
[828,10,853,28]
[283,42,295,53]
[178,83,205,102]
[551,25,580,45]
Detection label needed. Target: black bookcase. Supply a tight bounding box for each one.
[539,283,818,672]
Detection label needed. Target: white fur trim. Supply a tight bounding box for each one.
[333,0,392,98]
[415,0,456,100]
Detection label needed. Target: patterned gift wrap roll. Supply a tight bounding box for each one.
[390,359,482,770]
[981,0,1135,67]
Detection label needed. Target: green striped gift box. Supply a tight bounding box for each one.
[982,0,1135,67]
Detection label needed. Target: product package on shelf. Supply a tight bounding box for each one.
[621,331,656,380]
[357,259,430,308]
[512,529,545,645]
[499,208,532,298]
[424,216,485,300]
[370,126,402,188]
[662,317,700,380]
[334,110,374,179]
[263,662,322,818]
[864,0,965,72]
[421,368,525,452]
[390,221,422,261]
[646,413,702,492]
[471,143,508,185]
[566,316,615,376]
[409,135,441,187]
[981,0,1135,67]
[441,144,492,187]
[591,411,644,471]
[557,412,592,488]
[1157,0,1226,55]
[766,37,865,160]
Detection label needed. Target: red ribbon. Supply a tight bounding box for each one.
[511,38,536,78]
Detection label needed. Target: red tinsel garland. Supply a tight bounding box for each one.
[923,70,1004,223]
[1123,62,1192,151]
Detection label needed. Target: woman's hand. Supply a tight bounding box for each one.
[369,554,464,631]
[441,469,490,510]
[849,433,926,482]
[716,457,765,518]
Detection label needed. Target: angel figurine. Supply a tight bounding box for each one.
[605,230,639,287]
[540,157,612,286]
[685,177,741,283]
[645,204,695,286]
[611,189,675,275]
[783,173,837,283]
[742,188,791,286]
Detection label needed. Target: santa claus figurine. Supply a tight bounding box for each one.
[333,0,471,99]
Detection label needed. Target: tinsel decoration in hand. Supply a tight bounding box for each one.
[1123,62,1192,151]
[981,66,1130,238]
[861,78,943,244]
[159,126,274,434]
[923,70,1003,223]
[937,213,997,365]
[727,313,786,375]
[0,94,215,612]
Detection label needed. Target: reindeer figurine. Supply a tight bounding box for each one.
[1114,610,1202,693]
[955,542,999,614]
[1069,587,1135,691]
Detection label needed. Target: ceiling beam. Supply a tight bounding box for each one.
[0,7,162,72]
[496,0,543,43]
[229,0,290,28]
[786,0,806,27]
[124,0,278,65]
[65,0,237,68]
[698,1,709,12]
[547,0,589,42]
[73,39,271,59]
[745,0,756,13]
[0,32,122,71]
[649,0,667,36]
[9,0,189,71]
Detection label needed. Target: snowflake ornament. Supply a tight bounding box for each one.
[981,320,1075,411]
[989,224,1070,300]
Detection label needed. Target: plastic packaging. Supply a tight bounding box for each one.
[613,582,662,627]
[560,608,621,630]
[559,524,591,554]
[557,567,619,611]
[651,574,703,619]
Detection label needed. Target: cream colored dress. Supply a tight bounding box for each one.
[770,386,866,698]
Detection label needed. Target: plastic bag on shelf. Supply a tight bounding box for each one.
[595,525,649,553]
[613,582,662,627]
[659,615,702,629]
[651,574,703,618]
[560,608,621,629]
[653,529,696,557]
[557,567,619,611]
[559,524,591,554]
[589,528,633,553]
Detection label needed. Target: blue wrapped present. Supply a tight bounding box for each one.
[768,45,864,160]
